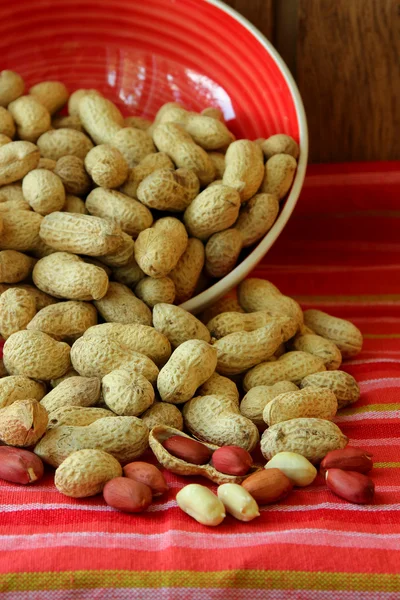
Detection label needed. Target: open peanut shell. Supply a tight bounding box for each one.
[149,425,261,485]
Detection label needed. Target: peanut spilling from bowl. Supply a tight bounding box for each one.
[0,70,370,525]
[0,72,301,297]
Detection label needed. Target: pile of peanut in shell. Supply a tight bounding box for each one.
[0,71,375,525]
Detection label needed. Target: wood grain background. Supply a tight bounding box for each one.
[223,0,400,163]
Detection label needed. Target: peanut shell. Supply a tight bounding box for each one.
[102,369,154,416]
[223,140,264,201]
[183,395,259,452]
[141,402,183,431]
[183,184,241,240]
[149,425,260,485]
[27,301,97,341]
[40,376,100,413]
[0,141,40,187]
[157,340,217,404]
[135,277,176,308]
[169,238,205,303]
[71,335,159,382]
[134,217,188,278]
[35,416,149,467]
[3,330,71,380]
[240,381,299,427]
[0,251,36,283]
[94,282,152,326]
[152,303,210,347]
[47,406,114,429]
[37,128,93,160]
[0,375,45,409]
[33,252,109,301]
[55,449,122,497]
[83,322,171,367]
[300,370,360,409]
[263,386,338,425]
[261,417,348,463]
[0,398,48,446]
[244,351,326,391]
[292,333,342,370]
[0,288,37,339]
[39,211,124,256]
[303,309,363,358]
[214,322,284,376]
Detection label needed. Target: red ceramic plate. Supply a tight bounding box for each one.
[0,0,308,312]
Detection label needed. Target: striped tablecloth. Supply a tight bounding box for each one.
[1,163,399,599]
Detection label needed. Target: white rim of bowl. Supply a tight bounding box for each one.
[180,0,309,314]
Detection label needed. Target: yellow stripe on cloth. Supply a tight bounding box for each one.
[1,570,400,592]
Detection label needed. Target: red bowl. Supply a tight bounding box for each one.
[1,0,308,312]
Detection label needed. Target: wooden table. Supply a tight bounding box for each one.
[223,0,400,163]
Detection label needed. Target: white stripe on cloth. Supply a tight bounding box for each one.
[0,484,396,497]
[1,500,400,515]
[345,358,400,365]
[0,483,190,494]
[348,438,400,447]
[0,484,59,493]
[0,500,177,513]
[265,265,400,274]
[262,503,400,512]
[353,318,400,324]
[298,486,400,493]
[0,481,186,493]
[355,351,400,356]
[358,377,400,389]
[0,528,400,553]
[335,411,400,422]
[1,589,400,600]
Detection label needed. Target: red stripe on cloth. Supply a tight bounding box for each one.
[0,544,399,575]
